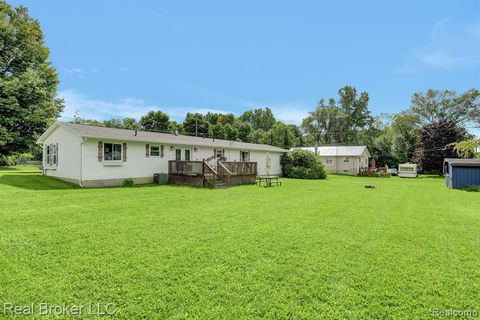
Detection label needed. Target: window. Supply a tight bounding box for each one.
[53,144,57,165]
[175,149,182,160]
[185,149,191,161]
[343,157,350,163]
[150,146,160,157]
[240,151,250,162]
[46,145,51,165]
[215,149,224,158]
[104,143,122,161]
[325,157,334,165]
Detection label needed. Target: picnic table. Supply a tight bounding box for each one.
[256,176,282,187]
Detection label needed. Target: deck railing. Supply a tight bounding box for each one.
[168,160,204,175]
[221,161,257,176]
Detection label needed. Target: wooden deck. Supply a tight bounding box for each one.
[168,160,257,188]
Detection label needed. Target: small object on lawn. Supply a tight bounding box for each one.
[364,184,375,189]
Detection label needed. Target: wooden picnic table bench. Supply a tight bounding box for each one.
[256,176,282,187]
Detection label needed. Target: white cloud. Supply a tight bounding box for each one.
[58,90,310,125]
[58,90,234,122]
[241,100,309,124]
[395,18,480,72]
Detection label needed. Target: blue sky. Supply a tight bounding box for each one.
[10,0,480,124]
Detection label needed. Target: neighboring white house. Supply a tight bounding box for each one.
[37,122,286,187]
[292,146,370,175]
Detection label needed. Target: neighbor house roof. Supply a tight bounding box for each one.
[444,158,480,167]
[292,146,370,157]
[38,122,287,153]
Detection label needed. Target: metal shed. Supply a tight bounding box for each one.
[443,158,480,189]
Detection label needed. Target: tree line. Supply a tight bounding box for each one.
[71,86,480,173]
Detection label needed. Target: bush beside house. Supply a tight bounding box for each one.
[281,149,327,179]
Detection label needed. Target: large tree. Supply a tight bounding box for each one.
[413,120,469,174]
[409,89,479,126]
[139,110,170,132]
[301,98,344,146]
[391,112,420,164]
[183,112,210,136]
[337,86,371,144]
[0,1,63,156]
[239,108,276,131]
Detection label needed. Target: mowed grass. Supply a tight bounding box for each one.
[0,169,479,319]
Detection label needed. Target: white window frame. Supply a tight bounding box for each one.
[103,142,123,162]
[149,145,161,157]
[343,157,350,163]
[184,149,191,161]
[324,157,334,165]
[240,150,250,162]
[215,149,224,158]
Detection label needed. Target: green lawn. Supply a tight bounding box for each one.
[0,169,479,319]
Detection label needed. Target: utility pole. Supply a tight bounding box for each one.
[195,119,198,137]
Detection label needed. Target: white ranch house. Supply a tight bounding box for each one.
[38,122,286,187]
[293,146,370,175]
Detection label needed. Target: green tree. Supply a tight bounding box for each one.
[239,108,276,131]
[211,123,226,139]
[236,121,252,142]
[167,121,184,134]
[409,89,479,125]
[301,99,345,146]
[103,118,124,128]
[391,112,420,164]
[337,86,371,144]
[0,1,64,156]
[122,117,139,130]
[224,123,239,141]
[183,113,210,136]
[139,110,170,132]
[247,129,267,144]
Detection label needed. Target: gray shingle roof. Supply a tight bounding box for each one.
[444,158,480,167]
[55,122,287,153]
[292,146,370,157]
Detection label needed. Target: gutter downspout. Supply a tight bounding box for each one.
[80,137,87,187]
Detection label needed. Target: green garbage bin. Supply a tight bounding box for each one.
[154,173,168,185]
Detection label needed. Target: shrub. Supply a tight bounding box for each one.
[281,149,327,179]
[0,154,19,166]
[123,178,134,187]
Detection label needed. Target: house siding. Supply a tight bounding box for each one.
[80,139,282,186]
[42,126,82,182]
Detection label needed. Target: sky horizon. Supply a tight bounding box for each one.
[9,0,480,127]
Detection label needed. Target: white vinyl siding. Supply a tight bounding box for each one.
[42,126,81,181]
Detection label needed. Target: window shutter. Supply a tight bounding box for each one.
[45,145,49,165]
[146,144,150,157]
[49,143,54,165]
[160,145,164,158]
[123,143,127,162]
[98,141,103,162]
[55,142,59,165]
